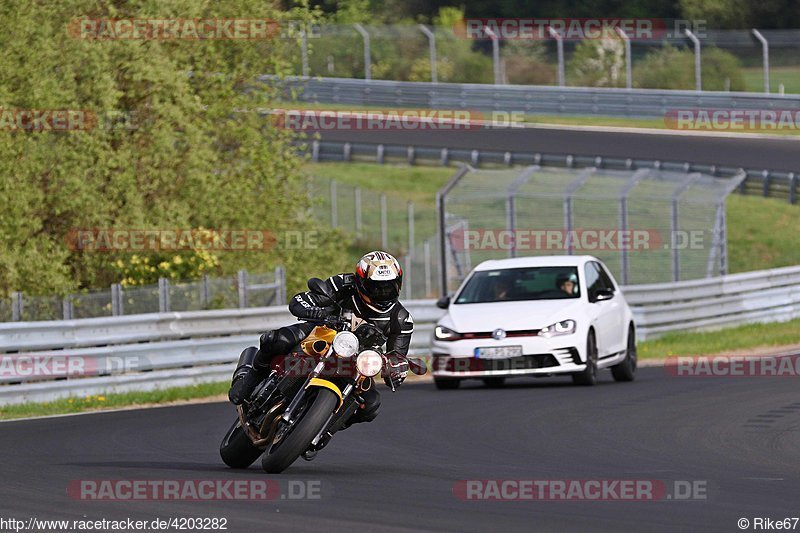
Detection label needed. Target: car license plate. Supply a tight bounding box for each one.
[474,346,523,359]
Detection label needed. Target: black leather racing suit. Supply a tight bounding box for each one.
[251,273,414,424]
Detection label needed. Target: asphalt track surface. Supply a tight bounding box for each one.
[3,367,800,532]
[315,127,800,172]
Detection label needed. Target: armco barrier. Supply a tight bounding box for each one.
[2,267,800,405]
[269,76,800,119]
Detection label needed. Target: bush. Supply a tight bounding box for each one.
[568,33,626,88]
[633,44,745,91]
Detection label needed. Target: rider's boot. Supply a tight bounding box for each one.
[228,347,268,405]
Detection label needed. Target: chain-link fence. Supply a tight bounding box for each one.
[438,165,746,295]
[1,267,285,322]
[283,23,800,93]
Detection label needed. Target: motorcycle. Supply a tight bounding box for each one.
[219,278,426,473]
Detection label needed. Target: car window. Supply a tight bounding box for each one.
[454,266,580,303]
[583,262,602,295]
[594,262,616,292]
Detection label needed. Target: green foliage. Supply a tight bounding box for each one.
[502,41,555,86]
[633,44,745,91]
[568,32,626,88]
[0,0,349,298]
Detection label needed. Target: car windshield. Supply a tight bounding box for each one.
[454,266,581,304]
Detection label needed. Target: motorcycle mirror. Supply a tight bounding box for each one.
[407,357,428,376]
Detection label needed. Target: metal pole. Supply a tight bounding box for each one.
[403,256,411,299]
[111,283,123,316]
[300,29,309,77]
[484,26,501,84]
[158,278,170,313]
[407,201,415,258]
[353,23,371,80]
[276,265,287,304]
[424,240,432,297]
[616,27,632,89]
[418,24,438,83]
[380,193,388,249]
[355,187,363,237]
[548,27,565,86]
[752,29,770,94]
[437,165,472,296]
[237,270,248,308]
[11,291,23,321]
[202,274,209,308]
[685,29,702,91]
[330,179,337,228]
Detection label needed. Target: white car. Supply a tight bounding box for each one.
[431,255,636,389]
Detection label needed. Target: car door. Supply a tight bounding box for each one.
[584,261,619,357]
[595,261,625,355]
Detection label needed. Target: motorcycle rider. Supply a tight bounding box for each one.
[228,251,413,426]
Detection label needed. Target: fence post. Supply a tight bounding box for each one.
[789,173,797,205]
[158,278,170,313]
[423,240,432,297]
[380,193,388,249]
[615,27,632,89]
[11,291,23,321]
[330,179,338,228]
[353,24,371,80]
[484,26,501,84]
[111,283,123,316]
[685,29,702,91]
[418,24,438,83]
[276,265,287,305]
[752,29,770,93]
[403,255,411,299]
[407,201,415,257]
[202,274,210,308]
[355,187,363,237]
[300,29,310,77]
[62,296,73,320]
[238,270,249,308]
[548,27,565,86]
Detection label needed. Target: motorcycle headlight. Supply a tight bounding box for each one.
[434,325,462,341]
[356,349,383,377]
[539,319,576,338]
[332,331,359,358]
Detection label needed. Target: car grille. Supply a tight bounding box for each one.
[436,354,559,373]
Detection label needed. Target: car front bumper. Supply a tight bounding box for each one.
[431,335,586,379]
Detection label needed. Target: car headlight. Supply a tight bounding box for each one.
[356,350,383,377]
[539,320,576,338]
[434,325,462,341]
[332,331,359,358]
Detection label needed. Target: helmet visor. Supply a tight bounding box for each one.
[363,277,400,303]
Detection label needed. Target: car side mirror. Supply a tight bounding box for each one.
[592,288,614,302]
[436,295,451,309]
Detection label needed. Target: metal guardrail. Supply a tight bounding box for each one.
[2,265,799,404]
[273,76,800,119]
[307,140,799,204]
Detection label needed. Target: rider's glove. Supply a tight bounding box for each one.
[303,306,328,320]
[383,355,409,390]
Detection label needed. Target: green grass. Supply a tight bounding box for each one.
[727,194,800,273]
[0,381,228,421]
[639,318,800,359]
[285,100,800,136]
[742,66,800,94]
